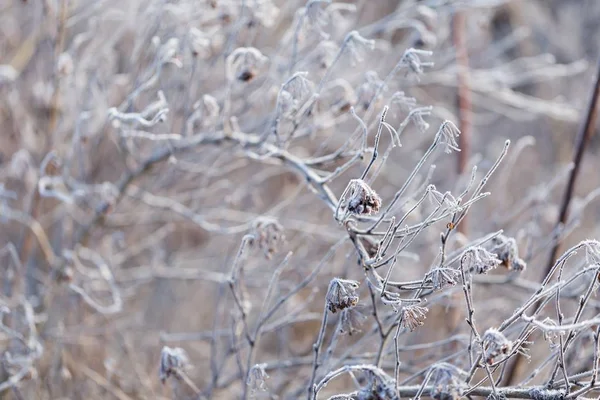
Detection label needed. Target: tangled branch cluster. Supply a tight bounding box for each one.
[0,1,598,399]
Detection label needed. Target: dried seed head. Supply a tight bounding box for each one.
[226,47,268,83]
[344,31,375,65]
[461,246,501,275]
[188,28,211,58]
[481,328,512,365]
[326,278,360,313]
[428,363,467,400]
[159,346,190,384]
[489,234,527,272]
[251,217,285,259]
[540,318,561,348]
[400,304,428,331]
[429,188,461,214]
[57,52,73,76]
[408,106,433,133]
[337,179,381,220]
[247,0,279,28]
[356,71,385,110]
[304,0,332,39]
[277,72,314,118]
[340,307,367,336]
[584,240,600,265]
[437,121,461,154]
[390,91,417,112]
[430,267,460,291]
[358,367,396,400]
[247,363,269,394]
[399,48,433,77]
[157,37,181,67]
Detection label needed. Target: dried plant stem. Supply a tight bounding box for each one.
[545,55,600,273]
[506,55,600,386]
[453,10,472,235]
[307,303,329,400]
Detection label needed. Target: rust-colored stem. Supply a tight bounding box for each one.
[504,55,600,386]
[453,11,472,235]
[544,55,600,277]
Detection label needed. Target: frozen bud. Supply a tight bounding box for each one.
[226,47,268,82]
[481,328,512,365]
[57,52,74,76]
[159,346,190,384]
[488,234,526,271]
[248,0,279,28]
[247,363,269,394]
[400,304,428,331]
[251,217,285,259]
[461,246,501,275]
[428,363,467,400]
[0,65,18,83]
[326,278,359,313]
[158,38,181,67]
[339,307,367,336]
[38,176,74,204]
[202,94,220,119]
[188,28,211,58]
[337,179,381,219]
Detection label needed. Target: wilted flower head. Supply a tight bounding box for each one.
[429,188,461,214]
[340,307,367,336]
[188,27,211,58]
[461,246,501,275]
[481,328,512,365]
[357,366,396,400]
[437,121,461,154]
[277,72,314,117]
[226,47,268,82]
[406,106,433,133]
[356,71,385,110]
[251,217,285,259]
[57,52,74,76]
[428,363,467,400]
[400,304,428,331]
[156,37,182,67]
[337,179,382,220]
[540,318,560,348]
[344,30,375,65]
[309,40,339,70]
[399,48,433,77]
[584,240,600,265]
[326,278,359,313]
[488,234,527,271]
[303,0,332,39]
[247,363,269,394]
[430,267,460,291]
[247,0,280,28]
[159,346,190,384]
[390,91,418,112]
